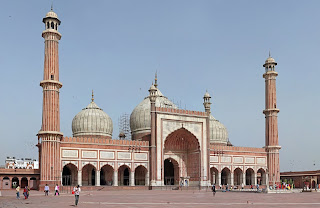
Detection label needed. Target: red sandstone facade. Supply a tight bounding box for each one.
[0,9,280,191]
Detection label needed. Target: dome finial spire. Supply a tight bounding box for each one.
[269,50,271,57]
[154,71,158,88]
[91,90,94,102]
[51,2,53,11]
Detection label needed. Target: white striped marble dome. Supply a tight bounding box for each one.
[46,11,58,19]
[209,114,228,144]
[72,101,113,138]
[130,88,178,135]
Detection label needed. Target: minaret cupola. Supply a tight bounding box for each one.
[43,6,61,32]
[203,91,211,114]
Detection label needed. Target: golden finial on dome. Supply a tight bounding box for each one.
[91,90,94,102]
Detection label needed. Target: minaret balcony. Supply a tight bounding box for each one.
[40,80,63,88]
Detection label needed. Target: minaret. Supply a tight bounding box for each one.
[263,53,281,186]
[148,84,157,186]
[37,8,62,188]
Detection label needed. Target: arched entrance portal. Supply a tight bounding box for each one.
[234,168,243,186]
[221,168,231,185]
[21,177,28,188]
[246,168,254,185]
[257,168,266,185]
[164,158,179,185]
[82,164,96,186]
[118,165,130,186]
[135,165,147,186]
[164,127,200,186]
[210,167,218,185]
[62,163,78,186]
[100,165,114,186]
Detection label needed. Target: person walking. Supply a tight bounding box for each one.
[16,185,20,199]
[26,186,30,199]
[212,184,216,196]
[23,186,29,199]
[44,184,49,196]
[73,185,81,206]
[55,184,60,196]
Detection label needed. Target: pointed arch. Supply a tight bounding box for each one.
[118,165,131,186]
[62,163,78,186]
[100,164,114,186]
[82,164,96,186]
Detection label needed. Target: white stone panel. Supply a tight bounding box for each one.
[134,153,148,161]
[221,156,231,163]
[100,151,114,159]
[257,157,266,164]
[245,157,255,164]
[233,157,243,164]
[82,151,97,159]
[118,152,131,160]
[62,150,78,158]
[210,156,219,162]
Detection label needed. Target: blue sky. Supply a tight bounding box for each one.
[0,0,319,171]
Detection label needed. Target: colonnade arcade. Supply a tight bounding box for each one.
[210,167,266,186]
[0,176,38,189]
[61,163,148,186]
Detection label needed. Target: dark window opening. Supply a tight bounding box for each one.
[55,23,58,30]
[51,75,54,80]
[51,22,54,29]
[47,22,50,29]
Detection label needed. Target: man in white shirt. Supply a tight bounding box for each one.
[73,185,81,206]
[44,184,49,196]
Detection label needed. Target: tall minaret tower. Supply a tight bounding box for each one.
[263,53,281,186]
[37,7,62,188]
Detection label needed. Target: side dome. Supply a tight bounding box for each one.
[209,115,228,144]
[72,101,113,138]
[130,88,177,138]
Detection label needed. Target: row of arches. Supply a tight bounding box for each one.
[46,21,58,30]
[1,176,37,189]
[210,167,266,186]
[62,163,148,186]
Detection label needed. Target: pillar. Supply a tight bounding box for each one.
[231,172,234,186]
[145,171,149,186]
[218,172,221,186]
[254,172,257,186]
[96,170,100,186]
[77,170,82,186]
[212,173,216,185]
[130,171,135,186]
[243,173,246,186]
[113,170,118,186]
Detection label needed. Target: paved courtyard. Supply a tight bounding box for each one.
[1,189,320,208]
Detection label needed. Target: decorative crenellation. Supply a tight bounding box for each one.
[156,107,207,117]
[210,145,267,153]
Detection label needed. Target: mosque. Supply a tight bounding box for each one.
[0,8,281,190]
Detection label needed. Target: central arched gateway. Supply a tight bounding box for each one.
[164,127,200,186]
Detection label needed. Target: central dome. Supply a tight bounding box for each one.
[130,87,177,139]
[72,100,113,138]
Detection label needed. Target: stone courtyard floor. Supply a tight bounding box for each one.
[1,189,320,208]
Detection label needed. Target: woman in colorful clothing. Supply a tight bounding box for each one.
[55,184,60,196]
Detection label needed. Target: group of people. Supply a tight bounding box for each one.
[15,185,30,199]
[44,184,60,196]
[44,184,81,206]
